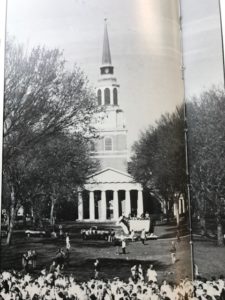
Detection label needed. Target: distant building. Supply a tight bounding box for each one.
[77,20,143,221]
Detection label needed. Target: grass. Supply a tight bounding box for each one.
[0,222,192,283]
[193,236,225,279]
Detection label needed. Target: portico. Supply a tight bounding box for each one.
[77,168,143,221]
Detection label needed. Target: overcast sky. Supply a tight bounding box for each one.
[181,0,224,97]
[5,0,224,151]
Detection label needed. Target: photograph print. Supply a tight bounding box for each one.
[2,0,217,299]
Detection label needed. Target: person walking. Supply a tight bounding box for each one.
[140,229,146,245]
[169,241,176,264]
[94,259,100,279]
[22,251,28,272]
[121,237,127,254]
[59,225,63,239]
[65,233,71,251]
[31,250,37,269]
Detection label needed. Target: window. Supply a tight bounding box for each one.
[104,88,110,105]
[105,137,112,151]
[97,89,102,105]
[113,88,118,105]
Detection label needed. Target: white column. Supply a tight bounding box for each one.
[173,202,177,216]
[78,191,83,220]
[182,198,186,213]
[113,190,119,220]
[179,198,182,214]
[101,190,107,220]
[125,190,131,216]
[89,190,95,220]
[137,189,144,217]
[163,200,167,214]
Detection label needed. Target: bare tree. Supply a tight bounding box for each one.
[3,39,100,245]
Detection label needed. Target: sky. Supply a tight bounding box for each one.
[5,0,224,152]
[181,0,224,97]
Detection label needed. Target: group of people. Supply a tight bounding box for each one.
[21,250,37,273]
[130,265,157,284]
[22,232,71,273]
[0,266,225,300]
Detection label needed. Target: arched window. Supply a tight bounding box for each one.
[105,137,112,151]
[97,89,102,105]
[104,88,110,105]
[113,88,118,105]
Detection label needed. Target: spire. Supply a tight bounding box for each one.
[102,19,112,65]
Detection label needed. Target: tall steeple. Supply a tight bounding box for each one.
[92,20,128,173]
[100,19,114,76]
[102,18,112,65]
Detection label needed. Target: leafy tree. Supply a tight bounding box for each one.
[129,105,186,225]
[3,39,100,245]
[187,88,225,246]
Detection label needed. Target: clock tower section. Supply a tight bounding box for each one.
[92,20,128,172]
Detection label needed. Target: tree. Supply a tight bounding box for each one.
[3,39,100,245]
[187,88,225,245]
[129,105,186,225]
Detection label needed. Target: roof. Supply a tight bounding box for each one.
[86,167,135,184]
[102,19,112,65]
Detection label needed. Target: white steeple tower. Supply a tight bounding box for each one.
[92,19,128,172]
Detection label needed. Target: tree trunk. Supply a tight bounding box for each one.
[6,185,16,246]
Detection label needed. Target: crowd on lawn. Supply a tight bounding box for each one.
[0,263,225,300]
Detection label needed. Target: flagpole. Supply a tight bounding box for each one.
[0,0,8,233]
[218,0,225,89]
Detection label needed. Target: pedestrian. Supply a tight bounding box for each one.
[169,241,176,264]
[146,264,157,282]
[65,233,71,251]
[49,260,56,274]
[140,229,146,245]
[22,252,28,272]
[110,229,115,242]
[59,225,63,239]
[138,264,144,281]
[27,250,33,272]
[121,237,127,254]
[130,265,139,283]
[94,259,100,279]
[31,250,37,269]
[108,229,112,242]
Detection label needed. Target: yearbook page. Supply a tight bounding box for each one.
[181,0,225,290]
[0,0,195,298]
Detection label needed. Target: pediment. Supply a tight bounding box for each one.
[86,168,135,184]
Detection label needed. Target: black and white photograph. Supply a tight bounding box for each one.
[0,0,225,299]
[182,0,225,284]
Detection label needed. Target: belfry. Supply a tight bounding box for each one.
[77,20,143,221]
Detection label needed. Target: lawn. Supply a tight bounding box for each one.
[193,236,225,279]
[0,222,192,283]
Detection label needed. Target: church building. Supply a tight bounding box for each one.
[77,20,144,221]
